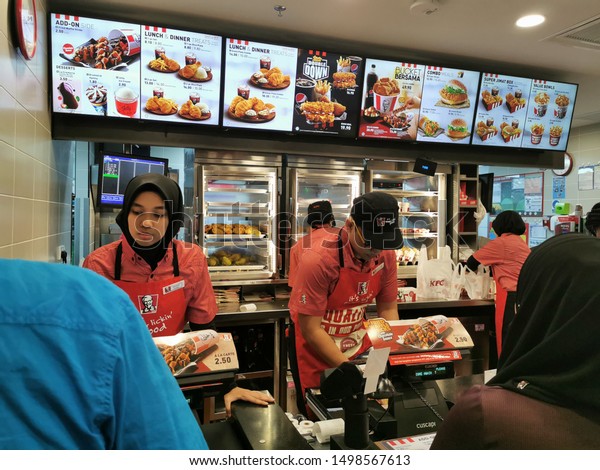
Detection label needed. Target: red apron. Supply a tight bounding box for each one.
[494,280,507,356]
[295,235,384,393]
[113,242,187,337]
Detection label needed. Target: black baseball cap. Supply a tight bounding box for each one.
[307,200,335,228]
[350,192,403,250]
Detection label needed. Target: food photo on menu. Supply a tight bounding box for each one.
[140,25,222,126]
[50,13,142,118]
[292,50,364,137]
[222,38,298,132]
[521,80,578,151]
[358,59,425,141]
[416,66,480,144]
[472,73,533,148]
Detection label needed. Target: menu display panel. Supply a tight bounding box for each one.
[140,25,222,126]
[51,14,142,119]
[472,73,533,148]
[358,59,426,141]
[292,50,364,137]
[223,38,298,132]
[521,80,577,151]
[416,66,480,145]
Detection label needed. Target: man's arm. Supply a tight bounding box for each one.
[297,314,349,367]
[376,300,399,322]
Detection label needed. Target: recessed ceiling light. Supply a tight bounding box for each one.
[516,14,545,28]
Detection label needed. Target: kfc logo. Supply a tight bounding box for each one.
[376,216,395,227]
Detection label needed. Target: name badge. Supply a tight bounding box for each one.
[163,280,185,295]
[372,262,385,276]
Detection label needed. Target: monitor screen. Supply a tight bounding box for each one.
[140,24,222,126]
[292,49,364,137]
[222,38,298,132]
[97,152,168,208]
[50,13,142,118]
[358,58,426,141]
[416,66,480,145]
[471,73,578,151]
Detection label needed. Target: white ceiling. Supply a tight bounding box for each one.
[49,0,600,128]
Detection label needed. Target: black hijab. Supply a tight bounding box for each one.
[115,174,184,270]
[488,234,600,420]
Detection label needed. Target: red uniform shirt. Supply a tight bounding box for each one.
[474,233,531,291]
[83,237,217,326]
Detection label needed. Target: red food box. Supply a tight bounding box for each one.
[478,129,498,141]
[506,101,526,113]
[502,131,522,143]
[481,98,502,111]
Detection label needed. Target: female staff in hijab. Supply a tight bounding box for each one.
[431,234,600,449]
[84,173,217,337]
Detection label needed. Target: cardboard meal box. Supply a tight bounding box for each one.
[153,329,239,376]
[502,130,522,143]
[365,316,474,355]
[481,98,502,111]
[506,101,526,113]
[478,129,498,141]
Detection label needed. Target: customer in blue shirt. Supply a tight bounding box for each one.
[0,259,208,450]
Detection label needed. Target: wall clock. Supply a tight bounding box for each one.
[552,152,573,177]
[14,0,37,60]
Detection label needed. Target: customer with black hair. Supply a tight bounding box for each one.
[585,202,600,237]
[432,234,600,449]
[466,210,530,356]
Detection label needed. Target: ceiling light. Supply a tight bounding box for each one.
[516,14,545,28]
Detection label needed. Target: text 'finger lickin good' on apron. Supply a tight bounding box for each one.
[296,235,385,392]
[113,242,187,337]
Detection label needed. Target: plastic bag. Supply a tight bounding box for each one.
[416,245,454,300]
[448,262,466,300]
[464,264,492,300]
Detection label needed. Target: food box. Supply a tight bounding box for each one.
[153,330,239,376]
[506,102,526,113]
[478,129,498,141]
[365,316,474,354]
[502,131,521,143]
[397,287,417,303]
[481,99,502,111]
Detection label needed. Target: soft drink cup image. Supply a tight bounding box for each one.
[114,88,139,117]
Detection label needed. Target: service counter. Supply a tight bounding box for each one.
[213,298,495,408]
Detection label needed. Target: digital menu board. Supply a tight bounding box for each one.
[358,59,425,141]
[223,38,297,132]
[521,80,577,151]
[51,14,142,118]
[140,25,221,126]
[292,50,364,137]
[472,73,533,148]
[416,66,480,145]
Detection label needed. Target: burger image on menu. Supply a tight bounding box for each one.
[438,79,468,107]
[446,118,469,140]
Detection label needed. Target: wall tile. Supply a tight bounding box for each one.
[12,241,33,260]
[33,159,50,201]
[32,237,51,262]
[48,202,59,235]
[12,197,34,243]
[33,200,49,238]
[13,150,34,198]
[0,86,16,146]
[15,104,36,157]
[0,33,17,97]
[0,245,13,259]
[0,195,14,246]
[0,140,15,195]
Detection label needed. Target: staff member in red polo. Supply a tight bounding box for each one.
[84,173,217,337]
[288,200,336,288]
[288,192,403,400]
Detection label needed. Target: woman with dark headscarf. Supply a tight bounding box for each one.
[431,234,600,449]
[84,174,217,336]
[585,202,600,237]
[466,210,531,356]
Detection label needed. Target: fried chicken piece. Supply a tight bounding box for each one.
[263,67,282,78]
[251,98,267,112]
[267,73,285,87]
[229,96,244,114]
[180,63,199,79]
[234,99,253,118]
[332,102,346,117]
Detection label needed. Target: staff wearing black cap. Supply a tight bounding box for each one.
[288,192,403,406]
[288,200,336,288]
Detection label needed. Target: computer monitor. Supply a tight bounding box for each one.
[96,152,168,210]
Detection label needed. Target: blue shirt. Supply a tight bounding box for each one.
[0,259,208,450]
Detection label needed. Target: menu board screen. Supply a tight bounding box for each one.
[51,14,142,118]
[223,38,297,132]
[358,59,426,141]
[140,25,221,125]
[521,80,577,151]
[472,73,533,148]
[292,50,363,137]
[416,66,480,145]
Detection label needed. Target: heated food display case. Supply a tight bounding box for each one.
[284,156,363,277]
[365,161,450,278]
[195,152,280,281]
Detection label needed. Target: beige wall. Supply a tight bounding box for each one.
[0,0,75,261]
